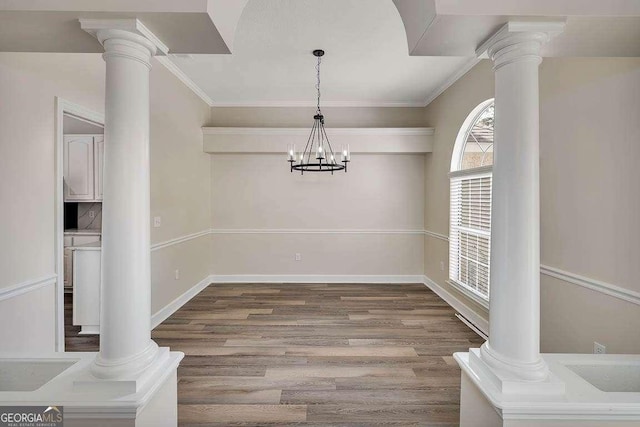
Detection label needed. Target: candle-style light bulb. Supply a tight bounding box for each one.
[316,144,324,159]
[341,145,350,162]
[287,144,295,161]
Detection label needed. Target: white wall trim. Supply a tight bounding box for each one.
[423,228,638,307]
[0,274,57,302]
[210,100,427,108]
[422,275,489,337]
[423,229,449,241]
[151,275,213,329]
[151,229,211,252]
[210,275,425,284]
[156,56,215,107]
[540,265,640,307]
[202,127,434,136]
[211,228,425,235]
[423,57,482,107]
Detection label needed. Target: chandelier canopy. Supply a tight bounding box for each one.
[287,49,350,174]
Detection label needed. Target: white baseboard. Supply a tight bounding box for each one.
[151,275,213,329]
[148,273,489,342]
[209,275,425,284]
[422,274,489,338]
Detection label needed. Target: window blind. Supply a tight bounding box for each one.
[449,169,492,300]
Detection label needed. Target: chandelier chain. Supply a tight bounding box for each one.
[316,54,321,114]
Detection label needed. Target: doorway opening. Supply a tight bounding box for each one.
[54,98,104,351]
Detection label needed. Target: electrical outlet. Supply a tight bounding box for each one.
[174,269,180,280]
[89,210,96,219]
[295,253,302,261]
[594,342,606,354]
[440,261,445,271]
[153,216,161,227]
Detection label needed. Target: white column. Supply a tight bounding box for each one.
[478,23,562,382]
[87,25,159,378]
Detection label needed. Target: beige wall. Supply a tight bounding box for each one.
[423,58,640,354]
[149,60,212,312]
[209,106,427,128]
[209,106,426,278]
[0,52,211,353]
[0,53,106,290]
[422,61,495,320]
[210,153,425,276]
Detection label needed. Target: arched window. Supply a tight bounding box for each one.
[449,99,494,307]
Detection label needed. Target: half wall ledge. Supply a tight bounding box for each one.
[202,127,434,154]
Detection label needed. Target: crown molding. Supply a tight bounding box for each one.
[155,56,215,106]
[423,56,481,107]
[210,100,427,108]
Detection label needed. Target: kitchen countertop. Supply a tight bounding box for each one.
[69,241,101,251]
[64,229,102,235]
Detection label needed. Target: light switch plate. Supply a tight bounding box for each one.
[153,216,161,227]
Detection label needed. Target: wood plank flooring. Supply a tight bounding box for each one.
[65,283,484,426]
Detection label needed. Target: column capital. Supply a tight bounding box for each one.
[80,18,169,64]
[477,21,565,70]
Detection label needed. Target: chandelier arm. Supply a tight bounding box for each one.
[306,120,318,165]
[320,123,337,164]
[302,118,316,163]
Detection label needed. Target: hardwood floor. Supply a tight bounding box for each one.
[65,283,484,426]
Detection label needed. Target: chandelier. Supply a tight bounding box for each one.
[287,49,350,174]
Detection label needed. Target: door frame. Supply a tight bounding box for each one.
[54,97,104,352]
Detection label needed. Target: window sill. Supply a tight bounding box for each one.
[446,280,490,310]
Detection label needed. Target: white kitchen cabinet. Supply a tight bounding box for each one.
[63,232,101,292]
[64,136,94,201]
[64,134,104,202]
[94,136,104,201]
[63,248,72,289]
[72,247,101,335]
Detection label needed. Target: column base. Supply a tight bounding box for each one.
[457,352,640,427]
[470,347,565,395]
[77,343,169,393]
[91,340,159,380]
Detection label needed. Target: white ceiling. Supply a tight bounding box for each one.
[170,0,470,107]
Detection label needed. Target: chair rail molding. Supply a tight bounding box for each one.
[0,274,57,302]
[423,228,640,307]
[150,229,212,252]
[423,229,449,241]
[540,265,640,306]
[211,228,425,235]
